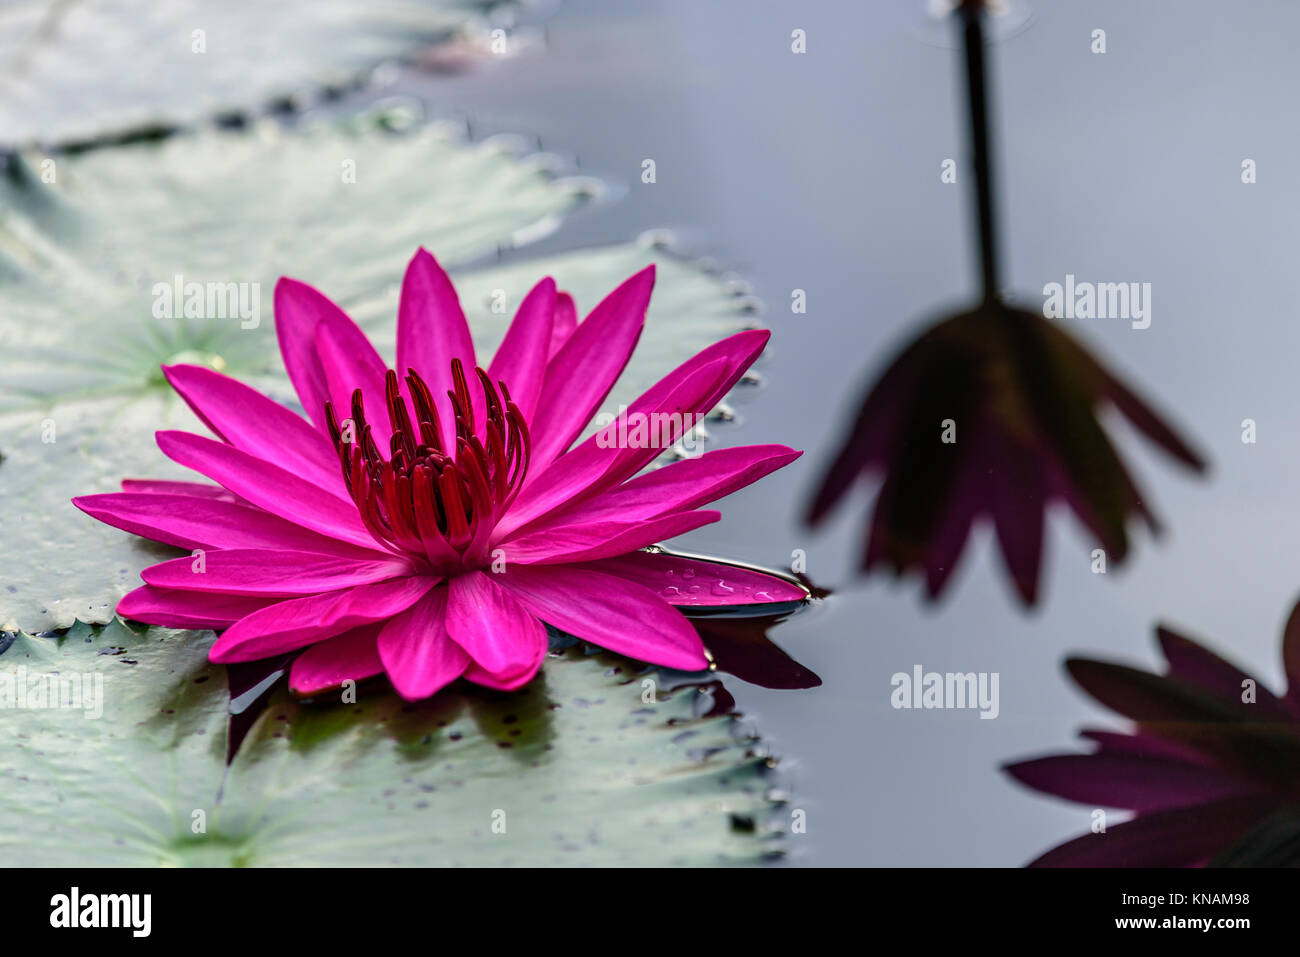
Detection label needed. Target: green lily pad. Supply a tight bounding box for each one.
[0,0,519,146]
[0,619,780,865]
[0,108,758,631]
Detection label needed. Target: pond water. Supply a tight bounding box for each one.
[382,0,1298,865]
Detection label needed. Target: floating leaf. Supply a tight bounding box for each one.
[0,0,519,146]
[0,619,780,865]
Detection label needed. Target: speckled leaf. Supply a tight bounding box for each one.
[0,0,520,146]
[0,109,758,631]
[0,619,780,866]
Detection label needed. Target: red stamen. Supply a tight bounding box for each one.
[324,363,531,570]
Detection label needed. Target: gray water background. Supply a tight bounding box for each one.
[389,0,1299,865]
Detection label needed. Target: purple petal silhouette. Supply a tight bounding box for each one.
[1005,602,1300,866]
[807,302,1205,606]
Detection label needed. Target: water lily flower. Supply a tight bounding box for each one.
[73,249,806,700]
[1003,603,1300,866]
[805,301,1205,604]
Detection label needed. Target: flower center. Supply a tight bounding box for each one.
[325,359,530,572]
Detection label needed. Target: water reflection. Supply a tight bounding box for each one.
[804,1,1205,606]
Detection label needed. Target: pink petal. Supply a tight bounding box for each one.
[502,329,769,536]
[500,511,721,565]
[289,624,385,695]
[73,493,387,557]
[376,586,471,700]
[528,266,654,468]
[142,548,413,596]
[396,248,476,448]
[117,585,277,629]
[497,358,731,538]
[496,564,708,671]
[516,444,800,534]
[274,277,362,431]
[120,479,242,501]
[591,551,808,606]
[155,431,378,549]
[209,576,436,664]
[313,314,392,446]
[445,571,547,687]
[547,291,578,360]
[486,276,556,420]
[162,364,347,500]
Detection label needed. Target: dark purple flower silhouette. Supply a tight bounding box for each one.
[806,302,1205,604]
[804,0,1205,605]
[1004,602,1300,866]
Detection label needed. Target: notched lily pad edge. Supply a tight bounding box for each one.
[0,616,793,860]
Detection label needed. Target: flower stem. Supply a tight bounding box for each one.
[960,0,1001,303]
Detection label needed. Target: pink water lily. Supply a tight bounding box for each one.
[73,249,806,700]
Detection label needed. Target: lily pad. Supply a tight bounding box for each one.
[0,618,780,865]
[0,108,759,631]
[0,0,520,146]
